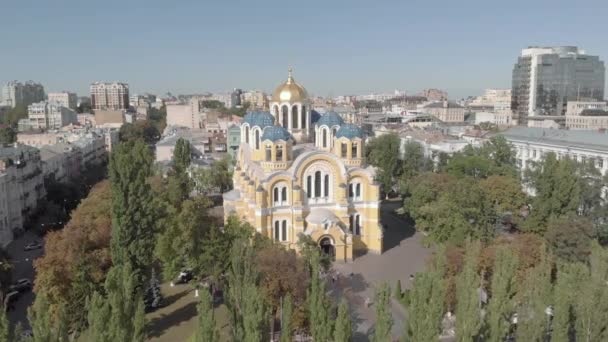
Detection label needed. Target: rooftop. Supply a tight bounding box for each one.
[500,127,608,151]
[424,101,464,109]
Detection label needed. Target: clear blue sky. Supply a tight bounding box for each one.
[1,0,607,99]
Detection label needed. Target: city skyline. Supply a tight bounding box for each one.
[1,0,607,98]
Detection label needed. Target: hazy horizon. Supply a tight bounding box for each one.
[1,0,607,99]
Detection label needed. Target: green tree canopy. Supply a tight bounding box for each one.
[366,133,403,197]
[0,126,16,145]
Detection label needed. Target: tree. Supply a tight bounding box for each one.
[334,299,352,342]
[485,246,519,342]
[34,181,112,332]
[399,141,433,194]
[372,283,393,342]
[572,243,608,342]
[447,136,517,179]
[87,264,146,342]
[455,240,482,342]
[173,138,192,173]
[109,140,158,286]
[193,289,218,342]
[552,263,581,342]
[545,215,595,263]
[193,156,233,195]
[118,121,160,144]
[515,248,552,342]
[307,250,333,342]
[0,105,27,125]
[524,153,581,233]
[28,294,68,342]
[479,175,528,227]
[144,268,163,311]
[0,306,8,342]
[280,295,294,342]
[366,133,402,197]
[404,248,446,342]
[0,126,16,145]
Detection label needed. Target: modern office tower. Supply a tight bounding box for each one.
[90,82,129,110]
[48,92,78,110]
[511,46,605,125]
[1,81,45,108]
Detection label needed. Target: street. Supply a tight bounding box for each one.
[6,230,44,330]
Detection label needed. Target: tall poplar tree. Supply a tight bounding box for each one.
[193,289,218,342]
[109,139,157,286]
[572,243,608,342]
[552,263,581,342]
[515,249,552,342]
[455,240,482,342]
[404,245,447,342]
[307,250,333,341]
[0,309,7,342]
[334,299,352,342]
[372,283,393,342]
[486,246,519,342]
[280,295,294,342]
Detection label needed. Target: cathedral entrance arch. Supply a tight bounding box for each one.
[318,235,335,260]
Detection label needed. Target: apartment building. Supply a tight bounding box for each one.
[48,92,78,110]
[90,82,129,110]
[26,101,78,130]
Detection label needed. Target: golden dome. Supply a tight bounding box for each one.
[272,68,308,103]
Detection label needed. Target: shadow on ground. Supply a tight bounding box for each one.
[147,301,198,338]
[380,200,416,253]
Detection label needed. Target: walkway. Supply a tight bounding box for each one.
[330,200,431,341]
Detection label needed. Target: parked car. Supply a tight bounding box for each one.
[176,270,193,284]
[9,278,32,293]
[24,241,42,251]
[4,291,20,311]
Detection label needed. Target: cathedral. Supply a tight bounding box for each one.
[223,70,383,261]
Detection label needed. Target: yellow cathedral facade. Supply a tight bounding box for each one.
[223,70,383,261]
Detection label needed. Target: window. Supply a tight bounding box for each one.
[356,183,361,198]
[265,145,272,161]
[598,158,604,169]
[276,145,283,161]
[307,175,312,198]
[274,221,280,241]
[273,184,288,205]
[255,130,260,150]
[350,214,361,235]
[314,171,321,197]
[349,184,354,198]
[292,106,299,129]
[352,142,358,158]
[282,187,287,202]
[341,143,347,158]
[282,106,289,129]
[324,174,329,197]
[322,129,327,148]
[273,187,279,204]
[301,106,306,128]
[281,220,287,241]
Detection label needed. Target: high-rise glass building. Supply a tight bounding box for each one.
[511,46,605,125]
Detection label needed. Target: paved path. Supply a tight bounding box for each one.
[330,200,431,341]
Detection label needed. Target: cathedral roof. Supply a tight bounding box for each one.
[261,125,292,142]
[336,124,364,139]
[316,111,344,127]
[272,68,308,103]
[243,111,275,128]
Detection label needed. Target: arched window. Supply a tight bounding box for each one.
[265,145,272,161]
[274,221,280,241]
[349,184,354,198]
[322,128,327,148]
[282,106,289,129]
[273,187,279,204]
[255,130,260,150]
[352,142,358,158]
[356,183,361,199]
[292,105,299,129]
[281,187,287,202]
[314,171,321,198]
[324,174,329,197]
[341,143,347,158]
[301,106,306,128]
[281,220,287,241]
[276,145,283,161]
[245,126,249,143]
[307,175,312,198]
